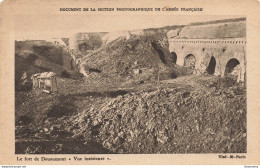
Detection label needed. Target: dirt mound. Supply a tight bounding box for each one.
[15,74,246,154]
[82,33,188,82]
[56,76,245,154]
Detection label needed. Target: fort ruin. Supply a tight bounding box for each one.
[15,17,248,154]
[64,18,246,82]
[168,38,246,78]
[167,19,246,81]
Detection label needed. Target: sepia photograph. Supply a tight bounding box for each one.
[14,15,247,154]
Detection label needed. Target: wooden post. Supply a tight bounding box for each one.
[37,78,40,88]
[51,76,58,92]
[33,77,37,89]
[50,77,53,92]
[43,79,47,89]
[39,78,42,88]
[32,77,35,89]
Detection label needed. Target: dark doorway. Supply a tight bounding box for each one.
[206,56,216,75]
[184,54,196,69]
[170,52,177,64]
[224,58,240,75]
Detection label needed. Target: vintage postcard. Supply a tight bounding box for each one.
[0,0,259,165]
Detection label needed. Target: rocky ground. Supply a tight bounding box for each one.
[15,74,246,154]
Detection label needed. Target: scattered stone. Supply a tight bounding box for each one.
[157,136,168,144]
[195,121,200,133]
[93,120,100,126]
[133,69,142,74]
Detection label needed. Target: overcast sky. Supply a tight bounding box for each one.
[15,15,244,40]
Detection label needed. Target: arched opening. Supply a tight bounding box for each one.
[224,58,240,75]
[206,56,216,75]
[170,52,177,64]
[184,54,196,69]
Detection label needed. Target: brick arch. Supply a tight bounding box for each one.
[184,54,196,69]
[180,49,199,65]
[223,52,244,69]
[170,51,177,64]
[224,58,240,75]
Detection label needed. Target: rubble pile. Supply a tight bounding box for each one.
[69,82,246,153]
[82,34,188,82]
[15,75,246,154]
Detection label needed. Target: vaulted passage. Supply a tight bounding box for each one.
[170,52,177,64]
[225,58,240,75]
[184,54,196,69]
[206,56,216,75]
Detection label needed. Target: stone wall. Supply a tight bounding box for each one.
[168,38,246,76]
